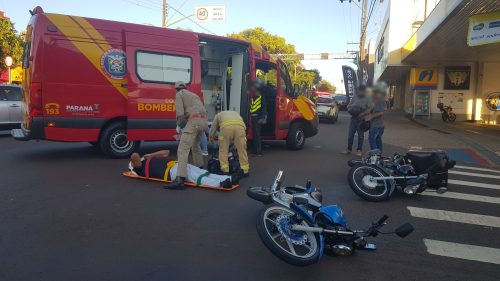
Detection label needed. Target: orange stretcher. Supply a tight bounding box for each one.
[122,171,239,191]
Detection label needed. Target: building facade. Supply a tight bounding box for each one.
[374,0,500,125]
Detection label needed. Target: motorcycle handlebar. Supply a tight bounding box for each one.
[377,215,389,226]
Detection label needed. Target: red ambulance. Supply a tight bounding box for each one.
[13,7,318,158]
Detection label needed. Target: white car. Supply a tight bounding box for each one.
[316,95,339,123]
[0,84,23,130]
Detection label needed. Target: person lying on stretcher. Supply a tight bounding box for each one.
[129,150,237,189]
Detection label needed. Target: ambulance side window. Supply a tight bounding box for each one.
[136,51,192,84]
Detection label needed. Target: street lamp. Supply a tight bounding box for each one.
[4,56,13,84]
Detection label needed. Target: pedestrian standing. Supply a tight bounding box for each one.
[342,85,371,156]
[164,81,208,189]
[367,82,388,151]
[209,110,249,177]
[249,79,267,156]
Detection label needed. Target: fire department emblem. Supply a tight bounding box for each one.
[101,49,127,80]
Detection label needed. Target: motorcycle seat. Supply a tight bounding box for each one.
[406,151,441,162]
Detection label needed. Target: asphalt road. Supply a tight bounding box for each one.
[1,114,499,281]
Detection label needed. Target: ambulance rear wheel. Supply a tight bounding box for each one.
[286,123,305,150]
[99,122,140,158]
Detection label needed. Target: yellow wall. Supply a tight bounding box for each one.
[481,62,500,124]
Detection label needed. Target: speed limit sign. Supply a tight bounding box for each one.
[196,8,209,21]
[195,6,226,23]
[4,56,13,67]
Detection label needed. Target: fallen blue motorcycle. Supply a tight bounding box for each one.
[247,171,414,266]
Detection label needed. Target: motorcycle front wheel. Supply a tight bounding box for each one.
[348,164,392,201]
[256,204,320,266]
[448,113,457,122]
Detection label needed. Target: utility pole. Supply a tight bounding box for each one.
[340,0,369,84]
[359,0,368,84]
[162,0,167,28]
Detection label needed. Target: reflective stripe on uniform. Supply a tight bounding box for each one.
[241,164,249,173]
[221,119,245,128]
[250,96,262,113]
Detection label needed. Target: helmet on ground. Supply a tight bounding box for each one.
[175,81,187,90]
[373,81,388,95]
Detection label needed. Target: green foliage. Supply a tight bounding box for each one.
[317,80,336,93]
[229,27,324,89]
[0,18,24,72]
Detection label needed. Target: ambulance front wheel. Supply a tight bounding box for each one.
[99,122,140,158]
[286,122,305,150]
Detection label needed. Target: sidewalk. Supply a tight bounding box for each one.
[410,115,500,166]
[382,110,500,166]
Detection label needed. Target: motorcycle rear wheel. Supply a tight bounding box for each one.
[256,204,320,266]
[348,164,392,201]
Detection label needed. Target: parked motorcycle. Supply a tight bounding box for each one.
[247,171,414,266]
[347,149,456,201]
[437,102,457,122]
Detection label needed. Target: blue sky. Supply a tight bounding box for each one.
[0,0,386,89]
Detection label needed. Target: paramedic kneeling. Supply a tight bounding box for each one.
[209,111,250,177]
[129,150,236,189]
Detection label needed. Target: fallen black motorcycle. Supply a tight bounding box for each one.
[247,171,414,266]
[347,149,456,201]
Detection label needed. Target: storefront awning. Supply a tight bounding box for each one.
[402,0,500,64]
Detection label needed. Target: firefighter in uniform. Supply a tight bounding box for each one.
[249,79,267,156]
[165,81,208,189]
[209,110,250,177]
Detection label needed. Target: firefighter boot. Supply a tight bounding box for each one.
[164,177,186,190]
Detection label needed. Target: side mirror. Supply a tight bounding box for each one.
[395,223,414,238]
[293,84,300,98]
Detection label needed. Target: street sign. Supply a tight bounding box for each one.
[195,6,225,23]
[4,56,13,67]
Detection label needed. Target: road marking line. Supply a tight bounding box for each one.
[454,165,500,174]
[448,179,500,190]
[423,239,500,265]
[408,207,500,228]
[422,191,500,205]
[449,170,500,179]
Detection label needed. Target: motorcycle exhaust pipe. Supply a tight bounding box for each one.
[291,225,354,235]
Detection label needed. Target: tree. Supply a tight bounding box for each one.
[229,27,323,88]
[317,80,336,93]
[309,69,322,85]
[0,17,24,72]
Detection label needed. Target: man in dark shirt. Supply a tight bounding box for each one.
[129,150,235,189]
[342,85,371,156]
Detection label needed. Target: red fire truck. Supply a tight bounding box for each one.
[13,7,318,158]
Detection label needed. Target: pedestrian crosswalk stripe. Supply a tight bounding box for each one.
[449,170,500,179]
[408,207,500,228]
[448,179,500,190]
[423,239,500,265]
[455,165,500,174]
[422,191,500,205]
